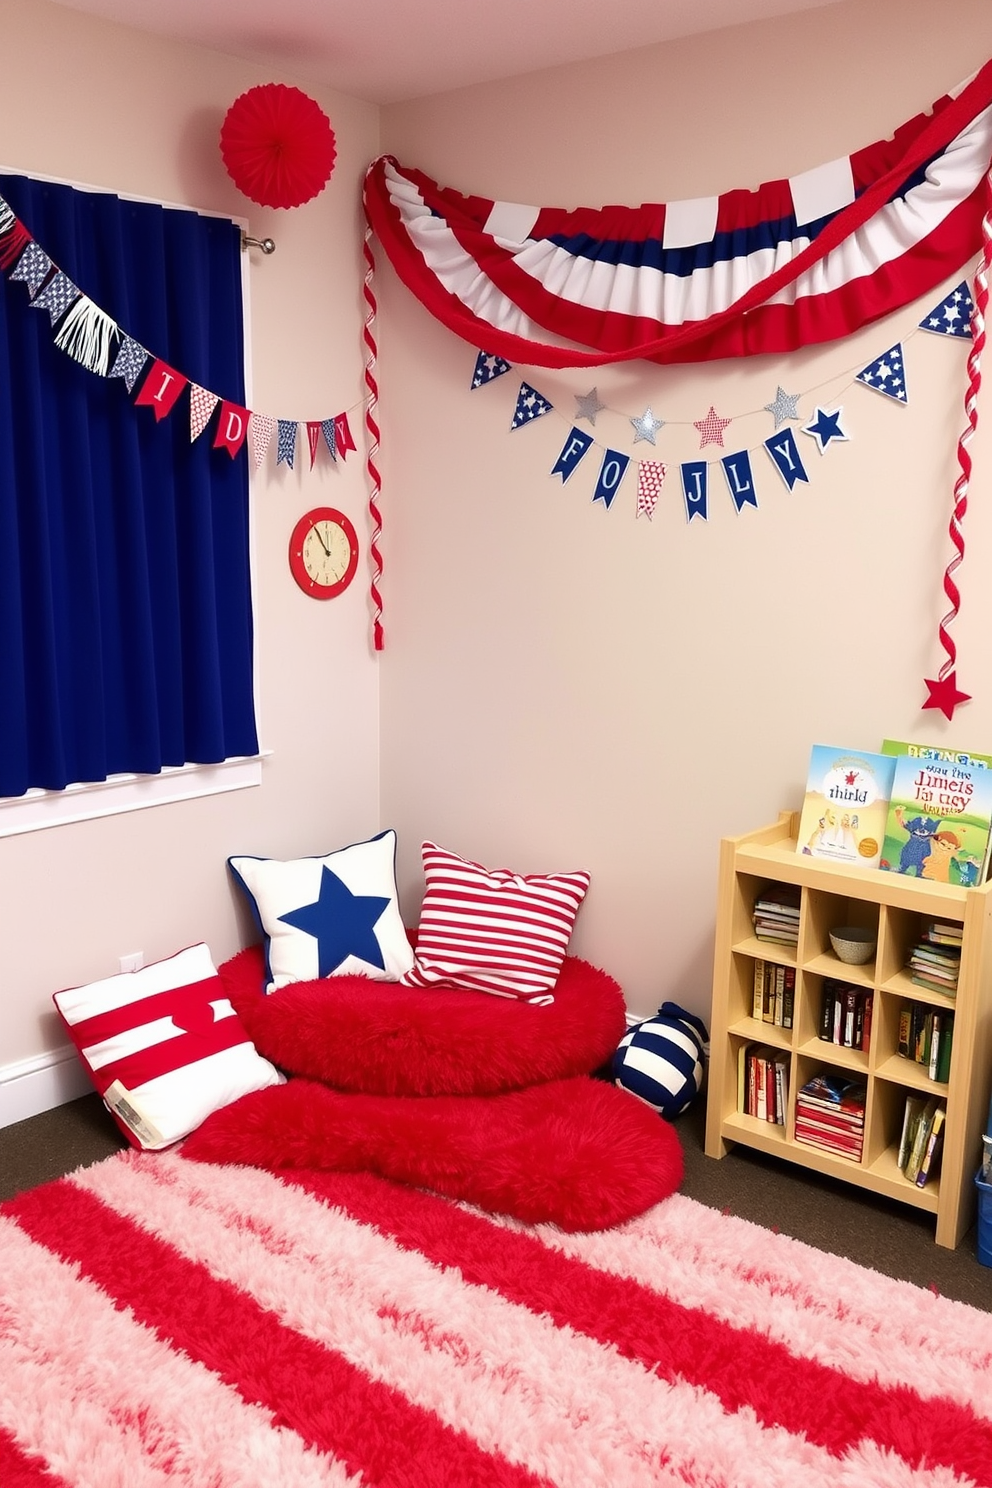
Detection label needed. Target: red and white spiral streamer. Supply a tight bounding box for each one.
[928,164,992,707]
[363,218,384,652]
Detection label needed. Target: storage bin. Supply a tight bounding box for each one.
[976,1169,992,1267]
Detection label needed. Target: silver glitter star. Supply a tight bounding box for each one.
[764,386,802,429]
[574,387,606,424]
[630,407,665,444]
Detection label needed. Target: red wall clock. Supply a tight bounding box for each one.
[289,507,359,599]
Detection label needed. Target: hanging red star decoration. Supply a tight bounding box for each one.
[694,405,732,448]
[922,670,971,720]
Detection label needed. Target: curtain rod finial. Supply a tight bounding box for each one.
[241,233,276,255]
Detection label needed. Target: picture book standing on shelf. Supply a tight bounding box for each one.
[880,740,992,885]
[796,746,896,870]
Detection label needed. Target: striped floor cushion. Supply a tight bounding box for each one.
[401,842,591,1003]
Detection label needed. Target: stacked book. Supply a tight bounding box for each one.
[897,1095,945,1187]
[908,920,962,997]
[897,1002,953,1083]
[752,882,800,947]
[794,1071,867,1161]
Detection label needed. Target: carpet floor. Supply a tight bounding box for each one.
[1,1090,989,1310]
[2,1139,991,1486]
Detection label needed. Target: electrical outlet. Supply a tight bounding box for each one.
[119,952,143,974]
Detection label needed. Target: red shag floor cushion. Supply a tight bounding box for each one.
[182,1075,684,1232]
[192,946,684,1230]
[218,944,628,1096]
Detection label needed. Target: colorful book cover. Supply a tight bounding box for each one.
[796,745,896,869]
[880,740,992,884]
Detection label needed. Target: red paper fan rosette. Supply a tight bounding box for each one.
[220,84,336,210]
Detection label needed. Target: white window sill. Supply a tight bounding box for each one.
[0,753,270,838]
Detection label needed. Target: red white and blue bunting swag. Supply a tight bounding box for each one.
[363,60,992,716]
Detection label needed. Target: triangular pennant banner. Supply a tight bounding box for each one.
[108,334,149,393]
[471,350,512,388]
[9,240,51,296]
[53,296,118,375]
[855,341,908,403]
[681,461,708,522]
[306,421,322,469]
[334,411,356,460]
[592,448,628,509]
[721,450,758,513]
[763,428,809,490]
[277,419,298,468]
[249,414,276,471]
[213,399,249,456]
[550,426,593,482]
[134,359,188,422]
[189,384,219,442]
[30,269,80,326]
[511,381,553,429]
[919,281,974,338]
[321,417,337,462]
[0,194,13,237]
[636,460,667,519]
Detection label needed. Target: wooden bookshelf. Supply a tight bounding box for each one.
[704,810,992,1247]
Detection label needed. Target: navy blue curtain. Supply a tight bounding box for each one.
[0,173,258,797]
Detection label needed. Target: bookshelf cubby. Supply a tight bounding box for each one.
[704,811,992,1247]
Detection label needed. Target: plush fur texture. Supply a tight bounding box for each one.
[219,944,628,1096]
[182,1074,683,1231]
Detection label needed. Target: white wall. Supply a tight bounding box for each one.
[378,0,992,1018]
[0,0,381,1104]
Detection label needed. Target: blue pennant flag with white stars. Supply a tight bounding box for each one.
[9,241,52,296]
[277,419,298,467]
[721,450,758,513]
[763,428,809,490]
[919,280,974,338]
[856,341,908,403]
[511,381,554,429]
[30,270,80,326]
[551,426,593,482]
[681,461,708,522]
[592,449,629,509]
[471,350,513,388]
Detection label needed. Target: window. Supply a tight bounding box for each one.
[0,172,258,815]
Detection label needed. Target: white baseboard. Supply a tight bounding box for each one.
[0,1047,92,1129]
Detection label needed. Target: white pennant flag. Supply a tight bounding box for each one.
[249,414,276,470]
[189,384,219,442]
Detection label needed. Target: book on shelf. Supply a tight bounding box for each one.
[796,745,896,870]
[902,1095,941,1184]
[752,883,800,945]
[796,1071,867,1116]
[880,739,992,885]
[818,980,872,1052]
[795,1070,866,1161]
[915,1105,946,1187]
[896,1002,953,1083]
[738,1043,788,1124]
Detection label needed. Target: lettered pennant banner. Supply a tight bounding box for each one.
[0,190,356,478]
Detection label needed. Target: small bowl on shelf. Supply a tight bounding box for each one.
[829,925,877,965]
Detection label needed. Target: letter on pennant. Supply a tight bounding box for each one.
[551,426,593,483]
[592,449,629,509]
[763,428,809,490]
[681,460,708,522]
[134,359,188,422]
[334,411,356,461]
[721,450,758,512]
[213,399,249,457]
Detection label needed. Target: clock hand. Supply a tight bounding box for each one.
[312,523,331,556]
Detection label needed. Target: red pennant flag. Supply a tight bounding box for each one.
[306,421,322,469]
[213,400,250,458]
[334,410,356,461]
[134,360,188,422]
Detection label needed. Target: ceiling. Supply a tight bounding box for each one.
[55,0,847,105]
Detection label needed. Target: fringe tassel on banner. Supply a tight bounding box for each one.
[54,296,119,376]
[363,217,384,652]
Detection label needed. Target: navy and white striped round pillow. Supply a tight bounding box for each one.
[612,1002,708,1119]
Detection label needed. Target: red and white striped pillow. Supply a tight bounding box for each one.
[53,943,283,1150]
[402,842,591,1003]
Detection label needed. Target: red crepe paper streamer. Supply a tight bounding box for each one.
[363,221,384,651]
[220,84,336,210]
[922,167,992,721]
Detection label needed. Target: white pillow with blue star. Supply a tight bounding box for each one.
[228,830,414,993]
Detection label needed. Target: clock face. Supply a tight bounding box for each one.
[289,508,359,599]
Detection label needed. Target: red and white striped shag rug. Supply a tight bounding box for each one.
[2,1149,991,1487]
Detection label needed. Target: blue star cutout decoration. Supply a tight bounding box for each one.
[278,867,390,976]
[801,405,849,455]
